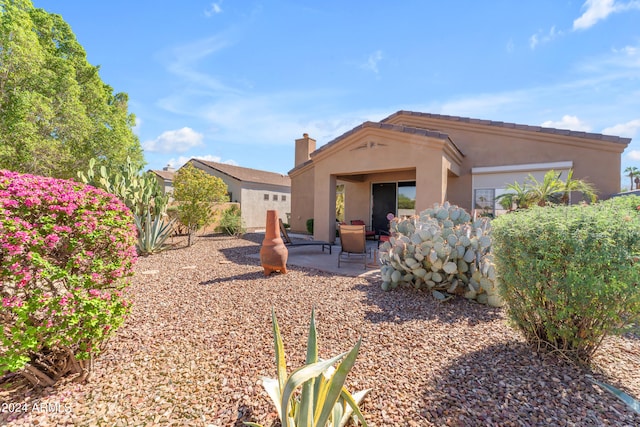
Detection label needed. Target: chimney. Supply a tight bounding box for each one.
[295,133,316,167]
[163,164,175,173]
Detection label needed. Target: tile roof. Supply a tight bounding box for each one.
[382,111,632,144]
[192,159,291,187]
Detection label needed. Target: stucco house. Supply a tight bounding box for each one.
[186,158,291,230]
[149,165,175,197]
[289,110,631,243]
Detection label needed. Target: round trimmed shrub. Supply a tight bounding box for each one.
[0,170,137,384]
[492,203,640,364]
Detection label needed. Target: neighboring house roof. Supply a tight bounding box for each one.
[191,159,291,187]
[382,110,632,145]
[149,169,175,181]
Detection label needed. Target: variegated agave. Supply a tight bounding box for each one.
[245,309,370,427]
[134,211,175,255]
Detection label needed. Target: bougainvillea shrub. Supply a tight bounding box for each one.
[0,170,137,383]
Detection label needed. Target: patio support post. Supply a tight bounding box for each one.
[328,174,337,244]
[312,173,337,243]
[415,159,444,211]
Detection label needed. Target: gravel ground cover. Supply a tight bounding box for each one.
[1,233,639,426]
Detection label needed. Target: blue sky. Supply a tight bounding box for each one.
[34,0,640,186]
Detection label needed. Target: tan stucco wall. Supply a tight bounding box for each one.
[309,128,453,242]
[289,167,314,233]
[343,181,370,225]
[240,183,290,229]
[385,115,625,209]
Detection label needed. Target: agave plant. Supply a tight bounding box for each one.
[134,211,175,255]
[586,375,640,415]
[245,309,370,427]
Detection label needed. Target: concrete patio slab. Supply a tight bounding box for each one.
[249,233,382,278]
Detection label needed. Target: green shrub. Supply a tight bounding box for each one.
[492,203,640,364]
[600,194,640,212]
[306,218,314,234]
[0,170,137,384]
[217,205,244,236]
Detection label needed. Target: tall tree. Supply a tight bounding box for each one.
[0,0,143,178]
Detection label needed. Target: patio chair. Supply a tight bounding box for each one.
[338,224,367,269]
[279,219,332,254]
[350,219,377,240]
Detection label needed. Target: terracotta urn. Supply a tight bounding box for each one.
[260,210,288,275]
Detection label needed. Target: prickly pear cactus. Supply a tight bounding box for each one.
[378,202,505,307]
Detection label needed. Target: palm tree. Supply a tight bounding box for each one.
[556,169,597,204]
[496,181,531,210]
[624,166,640,190]
[497,169,597,211]
[525,170,564,206]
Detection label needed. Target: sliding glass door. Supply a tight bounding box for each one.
[371,181,416,233]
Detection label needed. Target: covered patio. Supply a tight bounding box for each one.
[250,230,382,277]
[289,123,463,243]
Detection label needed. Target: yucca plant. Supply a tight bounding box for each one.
[245,309,370,427]
[134,211,175,255]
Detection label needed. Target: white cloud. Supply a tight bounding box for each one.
[143,127,204,153]
[626,150,640,160]
[574,0,616,30]
[541,115,592,131]
[602,118,640,137]
[163,36,236,92]
[167,155,238,169]
[573,0,640,30]
[361,50,383,74]
[575,42,640,79]
[204,2,223,17]
[529,26,562,49]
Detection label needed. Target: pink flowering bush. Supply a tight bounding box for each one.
[0,170,137,384]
